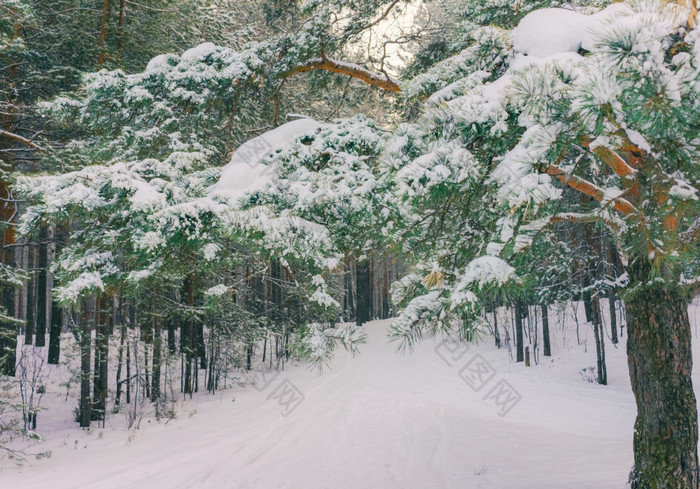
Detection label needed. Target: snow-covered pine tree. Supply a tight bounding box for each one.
[248,115,392,325]
[9,1,700,486]
[17,115,366,421]
[383,1,699,487]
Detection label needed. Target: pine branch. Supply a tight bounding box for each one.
[591,146,637,178]
[284,54,401,93]
[0,130,44,151]
[545,164,635,215]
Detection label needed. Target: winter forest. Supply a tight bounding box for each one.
[0,0,698,487]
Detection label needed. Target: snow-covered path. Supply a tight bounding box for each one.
[2,318,639,488]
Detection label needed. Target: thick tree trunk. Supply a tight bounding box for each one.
[541,303,551,357]
[626,262,699,489]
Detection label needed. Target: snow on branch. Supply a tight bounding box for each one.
[545,163,635,215]
[590,145,637,179]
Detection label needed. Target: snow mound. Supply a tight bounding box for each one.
[145,53,177,71]
[211,118,321,206]
[513,4,634,57]
[180,42,220,61]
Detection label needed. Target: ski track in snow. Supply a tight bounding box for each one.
[7,309,700,488]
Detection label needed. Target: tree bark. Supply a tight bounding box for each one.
[344,254,355,322]
[182,275,194,397]
[355,255,371,326]
[592,297,607,385]
[116,0,125,59]
[97,0,110,66]
[541,303,551,357]
[606,240,619,344]
[493,309,501,348]
[151,312,161,403]
[626,262,699,489]
[515,301,524,363]
[524,346,530,367]
[92,294,109,421]
[48,223,65,364]
[609,292,619,344]
[24,248,35,345]
[79,306,91,428]
[35,226,48,347]
[382,256,390,319]
[115,301,126,408]
[167,317,177,354]
[284,54,400,93]
[48,298,62,364]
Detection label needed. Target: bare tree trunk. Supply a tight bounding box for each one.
[524,346,530,367]
[541,303,551,357]
[48,224,64,364]
[609,292,618,344]
[344,254,355,322]
[151,312,161,403]
[626,261,698,489]
[115,299,126,408]
[515,302,524,363]
[92,294,109,422]
[356,255,371,326]
[183,275,194,397]
[606,241,619,344]
[35,226,48,347]
[592,297,607,385]
[382,256,390,319]
[48,299,62,364]
[97,0,110,66]
[79,305,91,428]
[196,321,206,370]
[0,14,18,377]
[116,0,125,59]
[24,246,35,345]
[167,316,177,354]
[125,340,131,404]
[493,308,501,348]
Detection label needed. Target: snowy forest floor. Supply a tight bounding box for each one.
[2,300,700,489]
